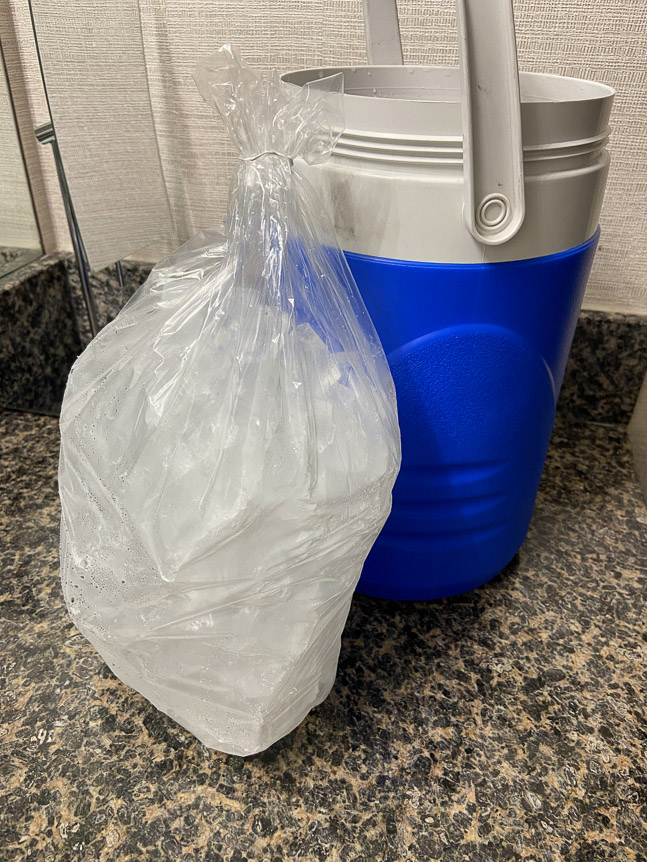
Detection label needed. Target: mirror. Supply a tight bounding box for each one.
[0,43,41,278]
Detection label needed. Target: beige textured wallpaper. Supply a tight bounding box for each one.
[3,0,647,312]
[29,0,175,270]
[0,56,40,249]
[0,0,69,253]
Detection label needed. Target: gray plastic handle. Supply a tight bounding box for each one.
[455,0,525,244]
[362,0,404,65]
[362,0,526,245]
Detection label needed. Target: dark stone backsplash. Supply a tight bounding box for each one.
[0,255,81,416]
[559,310,647,426]
[1,252,646,425]
[0,255,151,415]
[64,257,152,346]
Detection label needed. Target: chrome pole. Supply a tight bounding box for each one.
[35,121,100,338]
[115,259,126,304]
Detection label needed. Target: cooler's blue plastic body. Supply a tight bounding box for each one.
[345,231,599,600]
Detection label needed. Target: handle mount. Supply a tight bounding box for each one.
[362,0,525,245]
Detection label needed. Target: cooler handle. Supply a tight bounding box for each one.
[362,0,525,245]
[362,0,404,65]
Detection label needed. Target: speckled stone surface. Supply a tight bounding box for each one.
[560,311,647,426]
[1,408,645,861]
[63,258,151,346]
[0,255,149,414]
[0,255,81,415]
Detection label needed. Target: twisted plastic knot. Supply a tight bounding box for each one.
[241,151,294,166]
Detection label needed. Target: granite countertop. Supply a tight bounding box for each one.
[1,408,646,861]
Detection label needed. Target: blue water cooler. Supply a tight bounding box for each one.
[346,237,598,598]
[284,0,614,599]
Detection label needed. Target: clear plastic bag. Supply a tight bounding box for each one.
[58,45,400,755]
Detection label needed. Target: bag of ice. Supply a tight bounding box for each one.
[58,45,400,755]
